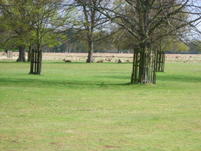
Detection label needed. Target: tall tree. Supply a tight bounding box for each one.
[28,0,66,74]
[74,0,109,63]
[0,0,34,62]
[93,0,201,84]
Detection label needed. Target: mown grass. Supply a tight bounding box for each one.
[0,62,201,151]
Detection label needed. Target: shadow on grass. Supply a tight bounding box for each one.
[97,75,130,80]
[0,76,131,89]
[98,73,201,83]
[158,74,201,83]
[0,61,24,64]
[1,72,200,90]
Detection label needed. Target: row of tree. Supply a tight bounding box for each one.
[0,0,201,84]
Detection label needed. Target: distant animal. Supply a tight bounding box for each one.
[105,58,112,62]
[126,59,130,63]
[63,59,72,63]
[118,59,123,63]
[96,60,104,63]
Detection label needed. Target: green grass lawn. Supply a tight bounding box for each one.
[0,62,201,151]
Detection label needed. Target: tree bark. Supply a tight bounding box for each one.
[86,39,94,63]
[30,26,42,75]
[131,45,156,84]
[29,48,42,75]
[4,49,8,54]
[130,1,157,84]
[156,51,165,72]
[30,37,42,75]
[131,48,140,84]
[27,45,32,62]
[16,46,26,62]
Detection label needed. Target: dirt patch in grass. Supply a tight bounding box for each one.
[104,145,121,149]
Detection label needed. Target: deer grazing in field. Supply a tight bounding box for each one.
[118,59,123,63]
[63,59,72,63]
[105,58,112,62]
[96,60,104,63]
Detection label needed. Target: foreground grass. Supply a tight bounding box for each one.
[0,62,201,151]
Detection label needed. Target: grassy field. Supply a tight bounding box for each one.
[0,62,201,151]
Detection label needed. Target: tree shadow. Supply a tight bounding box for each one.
[97,75,130,80]
[0,61,20,64]
[0,76,130,89]
[1,72,200,90]
[158,74,201,83]
[98,73,201,84]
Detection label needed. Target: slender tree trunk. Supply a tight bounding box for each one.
[86,39,94,63]
[161,52,165,72]
[4,49,8,54]
[156,51,165,72]
[117,46,120,53]
[30,26,42,75]
[17,46,26,62]
[131,48,140,84]
[29,36,42,75]
[29,48,42,75]
[27,45,32,62]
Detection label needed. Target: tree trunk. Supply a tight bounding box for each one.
[131,46,156,84]
[131,0,157,84]
[17,46,26,62]
[86,40,94,63]
[4,49,8,54]
[30,27,42,75]
[156,51,165,72]
[29,48,42,75]
[27,45,32,62]
[131,48,140,84]
[117,46,120,53]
